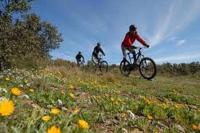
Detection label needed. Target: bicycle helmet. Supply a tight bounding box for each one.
[97,42,101,47]
[129,25,137,31]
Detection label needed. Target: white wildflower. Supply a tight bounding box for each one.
[57,99,63,106]
[127,110,136,120]
[122,128,128,133]
[20,94,30,99]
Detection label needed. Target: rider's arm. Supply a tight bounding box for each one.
[100,48,105,56]
[81,55,84,59]
[135,33,149,47]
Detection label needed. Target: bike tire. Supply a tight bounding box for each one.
[120,59,131,77]
[139,57,156,80]
[99,61,108,73]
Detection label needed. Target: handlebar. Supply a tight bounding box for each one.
[134,47,146,49]
[127,46,147,55]
[134,46,149,52]
[98,53,105,57]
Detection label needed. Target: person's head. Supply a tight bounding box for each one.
[97,42,101,47]
[129,25,137,32]
[78,51,81,54]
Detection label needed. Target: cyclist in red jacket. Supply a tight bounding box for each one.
[121,25,149,62]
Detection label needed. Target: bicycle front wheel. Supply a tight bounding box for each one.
[139,57,156,80]
[99,61,108,73]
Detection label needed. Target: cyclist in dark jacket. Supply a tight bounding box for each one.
[92,42,105,63]
[76,51,84,64]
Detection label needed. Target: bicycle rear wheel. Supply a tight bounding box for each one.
[139,57,156,80]
[99,61,108,73]
[120,59,131,76]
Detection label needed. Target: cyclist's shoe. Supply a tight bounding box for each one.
[126,64,132,71]
[132,63,139,70]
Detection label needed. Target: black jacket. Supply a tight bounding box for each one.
[92,46,105,57]
[76,53,83,60]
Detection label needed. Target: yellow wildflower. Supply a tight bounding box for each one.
[5,77,10,81]
[47,125,61,133]
[78,119,89,129]
[144,98,152,105]
[69,93,75,99]
[69,85,74,89]
[42,115,51,122]
[11,87,21,96]
[175,104,183,109]
[51,108,60,115]
[192,124,198,130]
[193,124,200,130]
[118,98,123,102]
[161,103,168,109]
[147,115,153,120]
[121,113,126,118]
[0,99,14,116]
[114,101,119,105]
[72,108,80,114]
[61,90,65,94]
[29,89,34,92]
[111,97,115,102]
[57,72,62,76]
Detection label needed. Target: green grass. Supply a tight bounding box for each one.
[0,66,200,133]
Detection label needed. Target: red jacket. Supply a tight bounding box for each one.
[122,31,146,48]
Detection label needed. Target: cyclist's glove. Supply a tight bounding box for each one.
[145,44,150,48]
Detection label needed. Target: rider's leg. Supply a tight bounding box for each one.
[129,47,137,63]
[97,55,101,63]
[76,58,79,64]
[121,46,127,60]
[95,54,100,64]
[92,53,98,64]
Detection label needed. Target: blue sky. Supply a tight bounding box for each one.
[32,0,200,64]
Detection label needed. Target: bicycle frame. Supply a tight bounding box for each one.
[127,48,143,65]
[92,53,104,65]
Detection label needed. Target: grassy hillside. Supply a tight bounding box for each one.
[0,65,200,133]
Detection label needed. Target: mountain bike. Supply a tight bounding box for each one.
[120,47,156,80]
[92,53,108,73]
[76,56,85,67]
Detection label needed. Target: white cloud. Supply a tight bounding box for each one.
[155,52,200,63]
[150,0,200,46]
